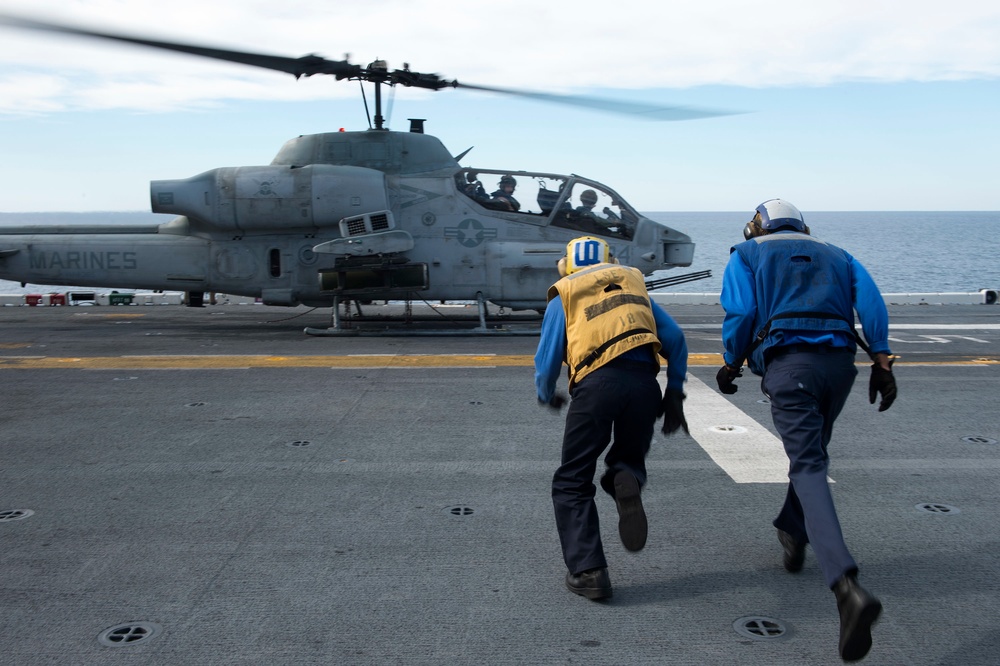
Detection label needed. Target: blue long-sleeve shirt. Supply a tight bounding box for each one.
[534,296,688,403]
[720,238,892,369]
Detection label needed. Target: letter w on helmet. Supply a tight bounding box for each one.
[565,236,610,275]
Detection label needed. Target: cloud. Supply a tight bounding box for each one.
[1,0,999,112]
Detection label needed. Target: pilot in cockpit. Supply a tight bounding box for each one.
[490,175,521,211]
[572,188,619,236]
[576,189,599,216]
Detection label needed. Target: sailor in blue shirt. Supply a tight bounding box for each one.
[535,236,688,601]
[717,199,898,662]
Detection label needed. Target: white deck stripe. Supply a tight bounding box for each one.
[660,374,791,483]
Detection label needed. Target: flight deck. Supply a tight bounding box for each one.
[1,303,998,665]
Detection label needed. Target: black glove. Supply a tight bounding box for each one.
[716,364,742,395]
[539,393,567,412]
[868,360,897,412]
[659,388,689,436]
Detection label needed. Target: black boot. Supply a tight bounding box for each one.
[613,470,647,552]
[565,567,612,600]
[777,529,806,572]
[833,573,882,662]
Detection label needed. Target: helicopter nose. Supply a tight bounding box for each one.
[634,216,694,269]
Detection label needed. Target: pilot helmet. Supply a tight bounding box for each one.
[499,175,517,188]
[580,189,598,206]
[560,236,611,276]
[743,198,809,240]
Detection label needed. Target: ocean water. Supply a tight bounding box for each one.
[1,211,998,295]
[645,211,1000,294]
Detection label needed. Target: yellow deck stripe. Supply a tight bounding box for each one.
[0,354,536,370]
[0,353,995,370]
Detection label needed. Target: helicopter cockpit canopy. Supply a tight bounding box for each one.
[454,169,638,240]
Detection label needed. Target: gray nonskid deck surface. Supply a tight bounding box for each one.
[1,304,998,664]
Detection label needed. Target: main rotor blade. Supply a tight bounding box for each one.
[0,14,361,79]
[2,13,743,120]
[456,82,741,121]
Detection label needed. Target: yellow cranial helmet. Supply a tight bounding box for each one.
[563,236,611,275]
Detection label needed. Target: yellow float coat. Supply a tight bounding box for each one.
[548,263,661,389]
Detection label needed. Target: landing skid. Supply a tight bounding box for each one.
[303,293,541,337]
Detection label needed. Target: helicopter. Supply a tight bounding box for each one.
[0,14,726,330]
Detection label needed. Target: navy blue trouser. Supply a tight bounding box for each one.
[762,348,859,588]
[552,361,661,574]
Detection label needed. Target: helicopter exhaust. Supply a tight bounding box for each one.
[150,164,389,233]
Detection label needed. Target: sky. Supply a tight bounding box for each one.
[1,0,998,213]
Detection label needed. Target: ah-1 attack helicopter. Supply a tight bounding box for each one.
[0,14,725,330]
